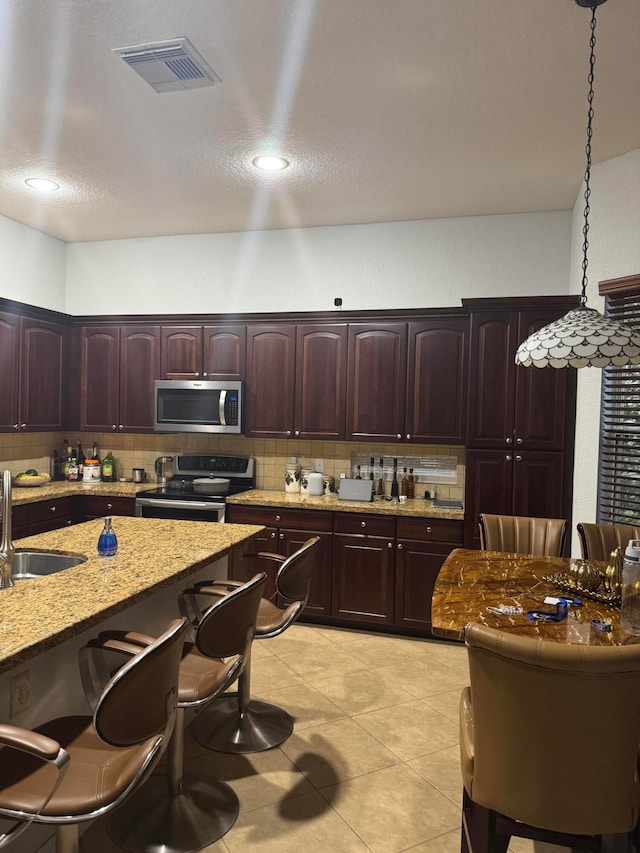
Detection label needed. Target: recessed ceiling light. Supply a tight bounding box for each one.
[252,155,290,172]
[25,177,60,192]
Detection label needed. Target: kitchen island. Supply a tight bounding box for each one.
[0,517,263,675]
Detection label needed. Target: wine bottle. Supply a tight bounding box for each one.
[407,467,415,499]
[376,457,385,496]
[369,457,375,480]
[101,451,116,483]
[400,467,408,497]
[390,458,399,499]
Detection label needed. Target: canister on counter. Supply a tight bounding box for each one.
[284,457,301,493]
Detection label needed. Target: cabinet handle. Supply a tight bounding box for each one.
[295,430,300,436]
[270,532,276,538]
[279,533,284,539]
[360,521,366,528]
[515,455,522,462]
[50,506,56,513]
[406,434,411,440]
[203,372,208,377]
[275,515,281,522]
[387,542,393,548]
[21,423,27,430]
[426,526,432,534]
[397,434,402,439]
[118,425,124,431]
[506,437,513,444]
[506,455,512,461]
[66,519,72,525]
[107,503,113,510]
[112,424,117,430]
[195,371,200,377]
[516,438,523,445]
[13,424,19,430]
[397,543,403,550]
[286,430,291,437]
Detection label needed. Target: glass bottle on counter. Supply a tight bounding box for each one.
[376,458,385,496]
[97,516,118,557]
[101,451,116,482]
[76,441,85,477]
[407,468,415,499]
[400,467,408,497]
[91,441,100,464]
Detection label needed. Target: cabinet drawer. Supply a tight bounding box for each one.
[226,504,333,532]
[12,504,29,529]
[396,517,463,543]
[82,496,135,519]
[29,498,73,525]
[334,513,395,537]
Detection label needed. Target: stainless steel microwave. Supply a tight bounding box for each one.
[154,380,243,434]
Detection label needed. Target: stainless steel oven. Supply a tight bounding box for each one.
[135,455,255,522]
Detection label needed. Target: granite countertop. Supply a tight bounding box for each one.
[0,517,263,673]
[11,480,143,505]
[226,489,464,520]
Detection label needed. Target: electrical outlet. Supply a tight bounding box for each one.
[10,670,31,717]
[315,458,324,473]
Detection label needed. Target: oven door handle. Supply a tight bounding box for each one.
[136,498,224,511]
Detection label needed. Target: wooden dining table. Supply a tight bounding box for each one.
[431,548,633,645]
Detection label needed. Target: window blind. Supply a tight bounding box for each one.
[598,291,640,524]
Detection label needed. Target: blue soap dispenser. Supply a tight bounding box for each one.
[97,516,118,557]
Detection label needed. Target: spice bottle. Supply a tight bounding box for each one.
[97,516,118,557]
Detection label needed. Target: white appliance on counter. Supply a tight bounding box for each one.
[135,454,255,522]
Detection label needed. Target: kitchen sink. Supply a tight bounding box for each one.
[12,550,88,579]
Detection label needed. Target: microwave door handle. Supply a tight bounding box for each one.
[219,390,227,426]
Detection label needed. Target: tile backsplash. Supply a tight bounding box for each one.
[0,432,465,501]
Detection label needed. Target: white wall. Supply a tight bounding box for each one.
[65,211,572,314]
[0,213,66,311]
[571,148,640,545]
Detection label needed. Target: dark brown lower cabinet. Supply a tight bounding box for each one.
[226,504,332,614]
[12,505,29,539]
[332,514,395,626]
[76,495,135,521]
[464,449,566,549]
[395,517,464,631]
[28,497,74,535]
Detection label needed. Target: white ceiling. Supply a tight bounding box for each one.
[1,0,639,243]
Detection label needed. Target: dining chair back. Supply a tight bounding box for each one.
[577,522,640,562]
[479,513,567,556]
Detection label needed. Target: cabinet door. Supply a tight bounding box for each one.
[79,495,136,520]
[119,326,160,433]
[160,327,202,379]
[463,449,514,549]
[346,323,407,441]
[467,312,518,448]
[332,534,395,625]
[29,497,73,534]
[0,312,20,432]
[294,324,347,440]
[80,326,120,431]
[19,318,65,431]
[228,526,280,600]
[514,311,575,450]
[395,540,452,631]
[406,319,468,444]
[203,325,246,380]
[245,326,296,438]
[281,528,333,617]
[512,451,565,520]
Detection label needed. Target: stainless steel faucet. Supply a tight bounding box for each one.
[0,470,15,588]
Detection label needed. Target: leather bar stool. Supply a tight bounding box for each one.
[0,617,187,853]
[106,572,266,853]
[479,513,567,556]
[189,536,320,754]
[578,522,640,561]
[460,622,640,853]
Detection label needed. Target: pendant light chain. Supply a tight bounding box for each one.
[580,5,598,306]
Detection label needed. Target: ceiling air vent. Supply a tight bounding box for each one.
[112,38,221,93]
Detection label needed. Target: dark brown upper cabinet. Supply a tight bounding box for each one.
[405,318,469,444]
[467,309,574,451]
[346,323,408,441]
[0,311,21,432]
[80,325,160,433]
[160,325,246,380]
[246,323,347,440]
[19,317,65,431]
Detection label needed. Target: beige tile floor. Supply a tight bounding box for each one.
[81,623,568,853]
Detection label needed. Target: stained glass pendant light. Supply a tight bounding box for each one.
[515,0,640,369]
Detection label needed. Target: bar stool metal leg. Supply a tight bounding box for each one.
[190,651,293,754]
[107,709,239,853]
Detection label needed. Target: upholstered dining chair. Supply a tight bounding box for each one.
[479,513,567,556]
[104,571,266,853]
[0,617,187,853]
[577,522,640,562]
[187,536,320,753]
[460,622,640,853]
